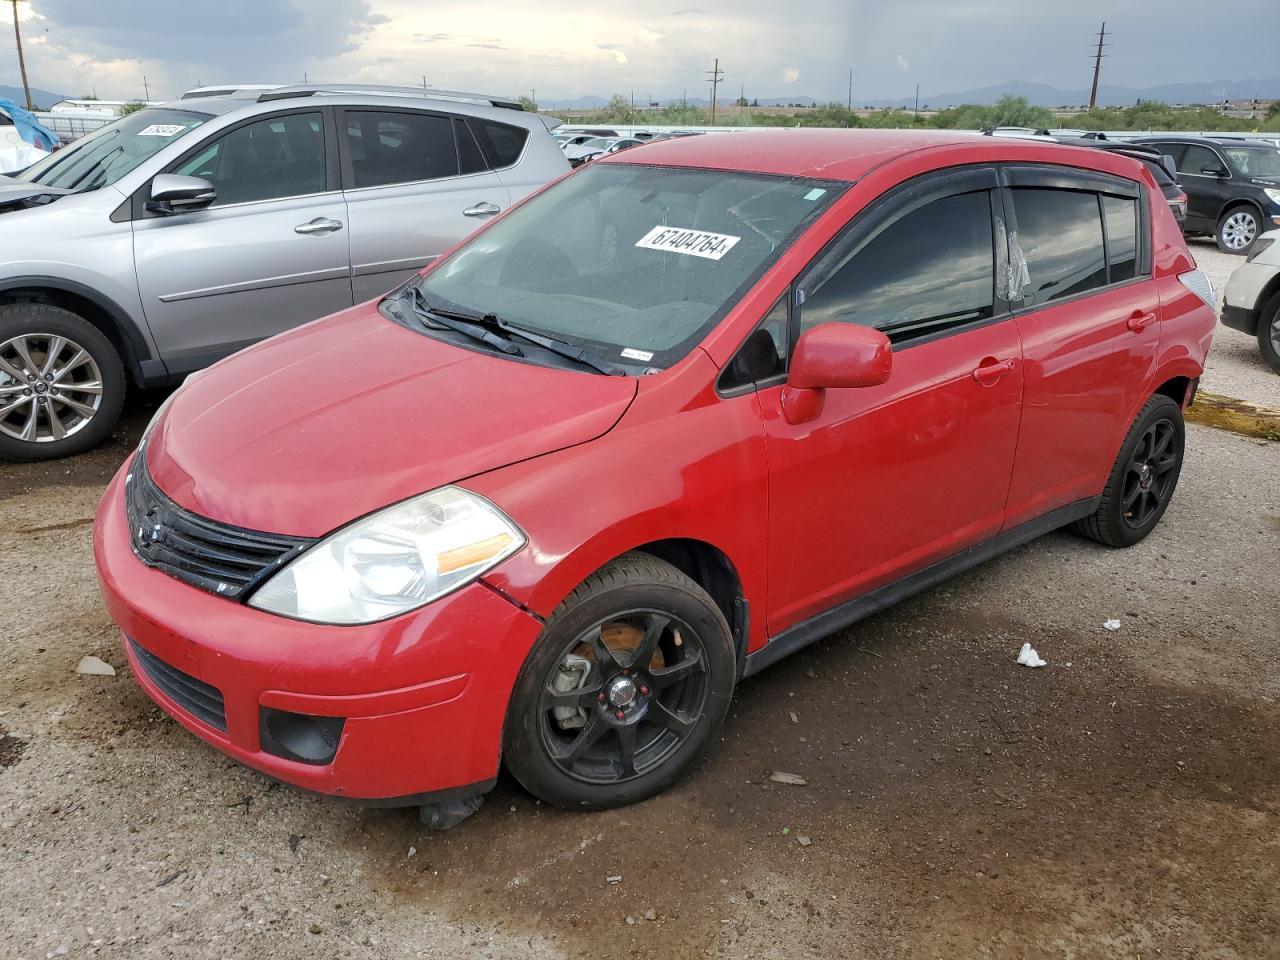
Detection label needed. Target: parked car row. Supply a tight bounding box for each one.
[0,84,570,461]
[85,128,1217,828]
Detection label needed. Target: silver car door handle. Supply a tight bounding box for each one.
[294,217,344,235]
[463,202,502,218]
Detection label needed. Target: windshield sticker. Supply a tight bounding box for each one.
[803,188,827,201]
[137,124,186,137]
[620,347,654,362]
[635,226,741,261]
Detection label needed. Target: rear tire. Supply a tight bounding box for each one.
[0,303,126,462]
[1257,292,1280,376]
[503,552,735,811]
[1215,206,1260,254]
[1073,395,1185,548]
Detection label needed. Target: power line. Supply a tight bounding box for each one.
[706,57,723,124]
[1089,21,1108,110]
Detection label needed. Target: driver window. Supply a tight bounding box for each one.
[173,112,326,206]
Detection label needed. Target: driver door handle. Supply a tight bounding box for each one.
[972,357,1016,384]
[1126,310,1157,332]
[463,202,502,218]
[294,217,344,235]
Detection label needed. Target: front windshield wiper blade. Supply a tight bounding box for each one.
[402,287,523,357]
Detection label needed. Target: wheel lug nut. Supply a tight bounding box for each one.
[597,692,606,703]
[614,709,625,720]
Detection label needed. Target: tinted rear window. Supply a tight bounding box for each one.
[469,119,529,168]
[1014,188,1107,306]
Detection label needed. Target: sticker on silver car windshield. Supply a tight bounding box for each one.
[635,226,741,261]
[137,124,186,137]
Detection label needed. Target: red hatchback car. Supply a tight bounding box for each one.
[94,130,1217,828]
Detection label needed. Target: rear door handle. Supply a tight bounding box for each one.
[1127,310,1157,332]
[463,202,502,218]
[972,358,1016,384]
[294,217,344,236]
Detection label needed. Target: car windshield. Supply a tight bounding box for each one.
[15,107,209,191]
[1222,145,1280,177]
[415,163,844,368]
[581,138,614,150]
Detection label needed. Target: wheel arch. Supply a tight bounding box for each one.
[1216,198,1265,230]
[0,277,155,386]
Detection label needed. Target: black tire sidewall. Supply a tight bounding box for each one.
[1100,396,1185,547]
[0,304,126,462]
[503,570,735,810]
[1257,293,1280,376]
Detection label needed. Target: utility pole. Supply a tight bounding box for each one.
[143,74,150,101]
[530,88,535,110]
[8,0,33,110]
[706,57,723,124]
[847,69,853,110]
[1089,21,1107,110]
[913,84,920,123]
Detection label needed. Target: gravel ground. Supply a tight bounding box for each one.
[1,407,1278,959]
[1189,238,1280,409]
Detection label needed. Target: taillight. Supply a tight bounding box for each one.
[1178,270,1215,309]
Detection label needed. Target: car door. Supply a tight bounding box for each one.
[758,167,1024,634]
[1000,166,1161,527]
[339,108,511,302]
[132,108,353,372]
[1173,143,1233,231]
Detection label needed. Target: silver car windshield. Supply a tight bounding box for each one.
[17,108,210,192]
[416,163,844,368]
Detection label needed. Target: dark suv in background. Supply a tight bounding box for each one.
[1133,136,1280,253]
[1052,137,1188,226]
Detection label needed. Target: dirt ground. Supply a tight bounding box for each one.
[2,289,1279,958]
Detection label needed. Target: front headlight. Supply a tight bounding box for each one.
[1264,188,1280,207]
[249,486,525,624]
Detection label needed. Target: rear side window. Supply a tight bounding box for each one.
[468,119,529,168]
[1178,144,1224,176]
[1102,196,1138,284]
[1012,189,1106,306]
[344,111,458,188]
[801,190,995,342]
[454,118,488,174]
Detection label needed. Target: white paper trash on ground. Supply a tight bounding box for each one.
[1103,619,1122,632]
[1016,643,1047,668]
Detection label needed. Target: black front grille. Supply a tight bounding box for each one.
[125,453,313,601]
[129,638,227,731]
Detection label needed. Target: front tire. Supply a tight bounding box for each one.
[1073,394,1185,548]
[0,303,126,462]
[1257,292,1280,376]
[503,553,736,810]
[1216,206,1260,254]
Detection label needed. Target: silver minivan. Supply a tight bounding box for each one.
[0,84,569,460]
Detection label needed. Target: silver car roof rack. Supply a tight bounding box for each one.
[252,84,523,111]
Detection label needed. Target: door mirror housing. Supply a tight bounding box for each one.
[1199,164,1228,178]
[146,174,216,215]
[781,323,892,424]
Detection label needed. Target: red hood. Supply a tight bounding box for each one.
[147,303,637,537]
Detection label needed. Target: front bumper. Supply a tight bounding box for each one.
[93,458,544,803]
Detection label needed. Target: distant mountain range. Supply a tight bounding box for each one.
[541,78,1280,112]
[0,84,70,110]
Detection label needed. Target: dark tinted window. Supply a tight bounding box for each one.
[469,119,529,168]
[721,296,789,389]
[345,111,457,188]
[1179,144,1224,176]
[454,118,488,174]
[1137,157,1174,187]
[1013,189,1106,305]
[174,112,325,205]
[1103,195,1138,283]
[801,190,995,340]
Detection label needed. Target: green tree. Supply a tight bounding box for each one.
[517,95,537,113]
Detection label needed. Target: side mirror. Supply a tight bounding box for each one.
[145,174,216,215]
[781,322,892,425]
[1200,165,1228,178]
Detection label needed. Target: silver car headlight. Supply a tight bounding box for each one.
[249,486,525,625]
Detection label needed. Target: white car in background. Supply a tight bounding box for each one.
[0,110,50,175]
[1221,230,1280,374]
[563,136,619,165]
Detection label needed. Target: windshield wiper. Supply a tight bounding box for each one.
[402,287,523,357]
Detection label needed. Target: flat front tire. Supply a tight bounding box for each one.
[503,552,736,810]
[1073,394,1185,548]
[0,303,126,462]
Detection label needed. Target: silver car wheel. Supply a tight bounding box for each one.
[0,334,105,443]
[1220,211,1257,251]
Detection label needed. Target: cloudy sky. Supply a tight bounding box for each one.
[3,0,1277,104]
